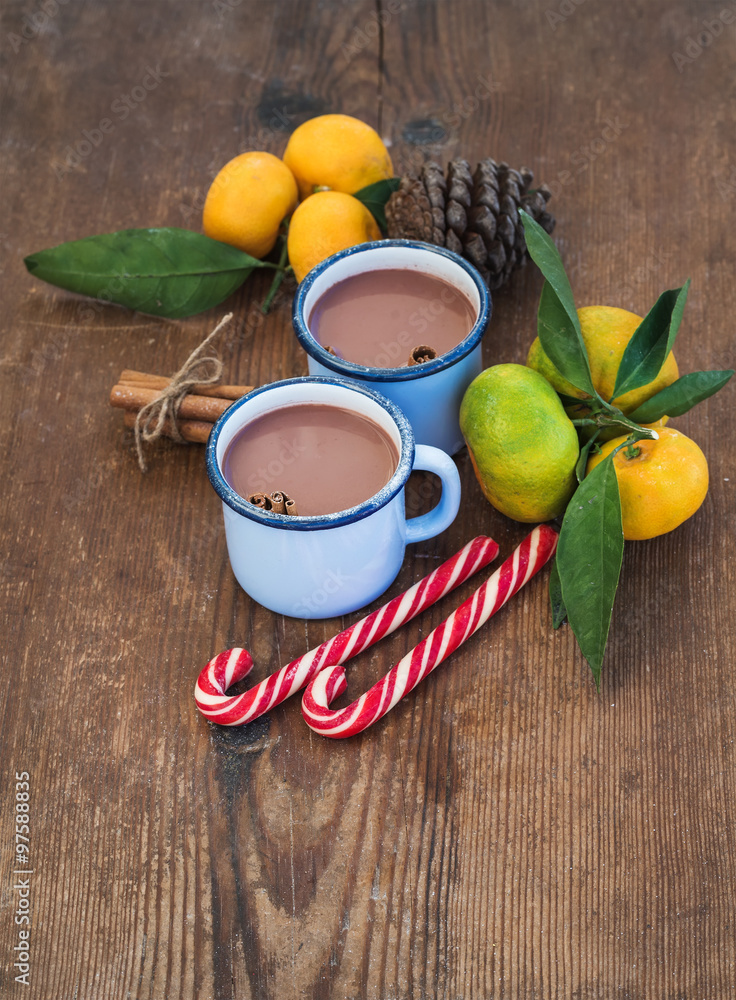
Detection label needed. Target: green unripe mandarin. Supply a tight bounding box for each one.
[460,364,579,522]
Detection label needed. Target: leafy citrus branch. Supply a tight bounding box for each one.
[519,210,733,686]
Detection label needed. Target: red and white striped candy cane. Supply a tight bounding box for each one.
[195,535,499,726]
[301,524,558,738]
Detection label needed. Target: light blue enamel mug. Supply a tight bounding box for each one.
[206,377,461,619]
[292,240,491,455]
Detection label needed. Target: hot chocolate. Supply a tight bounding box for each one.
[308,268,476,368]
[222,402,399,516]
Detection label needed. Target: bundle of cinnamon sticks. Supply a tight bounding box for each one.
[109,370,254,443]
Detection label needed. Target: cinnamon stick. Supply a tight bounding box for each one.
[119,370,253,401]
[408,345,438,366]
[269,491,299,516]
[247,491,299,515]
[247,493,272,510]
[122,410,212,444]
[110,384,233,423]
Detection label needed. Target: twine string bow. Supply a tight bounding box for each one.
[133,312,233,471]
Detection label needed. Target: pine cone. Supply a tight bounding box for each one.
[386,158,555,291]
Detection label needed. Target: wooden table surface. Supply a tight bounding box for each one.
[2,2,735,997]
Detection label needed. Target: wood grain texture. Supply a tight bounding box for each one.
[0,1,734,997]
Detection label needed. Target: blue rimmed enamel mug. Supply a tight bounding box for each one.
[292,240,491,455]
[206,377,461,619]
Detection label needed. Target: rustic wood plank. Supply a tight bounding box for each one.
[0,1,734,998]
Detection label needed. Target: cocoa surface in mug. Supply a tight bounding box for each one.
[222,403,399,516]
[308,268,476,368]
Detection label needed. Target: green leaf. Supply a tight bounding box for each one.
[353,177,401,231]
[557,454,624,689]
[537,281,597,396]
[549,557,567,629]
[627,369,735,423]
[520,211,595,397]
[611,281,690,400]
[520,211,579,327]
[558,391,586,407]
[575,431,601,484]
[24,228,270,318]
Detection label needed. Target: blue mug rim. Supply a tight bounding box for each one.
[292,239,491,382]
[206,376,416,531]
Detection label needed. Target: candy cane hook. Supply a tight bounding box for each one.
[301,525,558,738]
[195,535,499,726]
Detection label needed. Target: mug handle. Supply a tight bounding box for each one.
[405,444,462,544]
